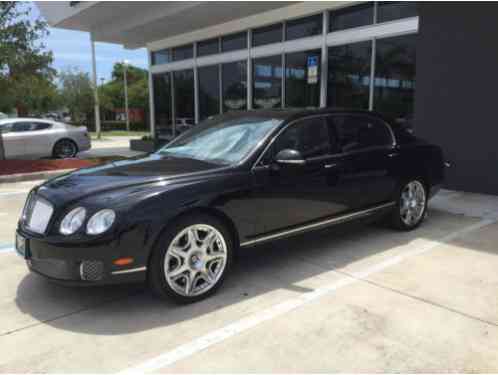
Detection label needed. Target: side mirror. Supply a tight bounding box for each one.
[275,149,306,166]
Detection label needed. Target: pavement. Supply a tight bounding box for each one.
[0,184,498,372]
[79,136,145,159]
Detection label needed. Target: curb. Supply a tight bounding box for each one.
[0,169,75,184]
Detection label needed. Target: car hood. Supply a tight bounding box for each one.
[36,154,226,205]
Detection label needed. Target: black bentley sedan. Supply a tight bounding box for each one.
[16,109,445,302]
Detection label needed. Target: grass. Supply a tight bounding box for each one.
[90,131,150,140]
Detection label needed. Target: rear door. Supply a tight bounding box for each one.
[22,122,53,158]
[2,122,27,159]
[328,114,398,209]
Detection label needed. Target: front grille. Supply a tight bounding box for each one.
[23,193,54,234]
[80,260,104,281]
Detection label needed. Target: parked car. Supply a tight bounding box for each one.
[0,118,91,159]
[0,112,8,120]
[16,109,445,302]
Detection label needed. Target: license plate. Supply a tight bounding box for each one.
[15,233,28,258]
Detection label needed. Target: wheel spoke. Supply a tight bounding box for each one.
[184,271,194,295]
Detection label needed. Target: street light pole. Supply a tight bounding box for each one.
[123,60,130,132]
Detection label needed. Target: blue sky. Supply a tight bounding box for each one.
[30,3,148,82]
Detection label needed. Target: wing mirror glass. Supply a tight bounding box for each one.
[275,149,306,166]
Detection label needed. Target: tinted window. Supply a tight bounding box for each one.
[377,2,418,23]
[221,32,247,52]
[286,14,323,41]
[328,41,372,109]
[253,55,282,109]
[275,117,330,158]
[374,34,416,125]
[173,69,195,129]
[152,49,171,65]
[198,65,220,121]
[222,60,247,112]
[329,3,374,32]
[198,38,219,57]
[172,44,193,61]
[0,123,12,134]
[33,122,51,130]
[330,115,392,152]
[252,23,283,47]
[12,122,34,132]
[285,49,321,108]
[153,73,173,139]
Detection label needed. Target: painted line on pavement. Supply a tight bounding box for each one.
[118,218,495,374]
[0,191,30,197]
[0,244,15,253]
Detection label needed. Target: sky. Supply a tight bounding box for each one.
[29,2,148,83]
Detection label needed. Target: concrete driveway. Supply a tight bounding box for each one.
[78,136,144,159]
[0,183,497,372]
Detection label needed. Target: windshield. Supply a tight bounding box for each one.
[157,116,282,165]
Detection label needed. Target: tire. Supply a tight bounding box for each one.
[390,179,428,231]
[53,139,78,159]
[148,213,234,303]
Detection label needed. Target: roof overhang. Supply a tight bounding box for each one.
[36,1,302,49]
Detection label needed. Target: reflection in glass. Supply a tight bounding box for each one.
[172,44,193,61]
[198,65,220,121]
[222,61,247,112]
[252,23,283,47]
[329,3,374,32]
[285,14,323,41]
[198,38,219,57]
[374,34,416,126]
[285,50,321,108]
[328,41,372,109]
[253,55,282,109]
[377,2,418,23]
[173,69,195,134]
[153,73,173,140]
[151,49,171,65]
[221,32,247,52]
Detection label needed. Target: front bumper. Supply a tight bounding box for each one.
[16,228,148,286]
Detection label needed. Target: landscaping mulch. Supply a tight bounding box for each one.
[0,156,125,176]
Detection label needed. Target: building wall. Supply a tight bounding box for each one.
[415,2,498,195]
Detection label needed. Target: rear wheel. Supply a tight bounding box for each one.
[53,139,78,158]
[148,214,233,303]
[390,179,427,230]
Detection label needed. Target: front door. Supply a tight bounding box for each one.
[251,116,349,235]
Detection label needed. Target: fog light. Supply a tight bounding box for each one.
[79,260,104,281]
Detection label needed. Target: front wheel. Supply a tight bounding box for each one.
[390,179,427,231]
[148,214,233,303]
[53,139,78,158]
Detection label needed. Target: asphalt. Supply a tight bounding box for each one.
[0,182,498,372]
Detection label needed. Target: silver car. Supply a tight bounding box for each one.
[0,118,91,159]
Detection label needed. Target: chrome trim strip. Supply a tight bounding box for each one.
[240,202,395,247]
[111,266,147,275]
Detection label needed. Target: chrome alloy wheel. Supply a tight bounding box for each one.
[55,140,76,158]
[400,180,426,226]
[164,224,227,297]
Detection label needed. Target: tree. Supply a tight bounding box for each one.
[58,68,94,124]
[0,2,55,115]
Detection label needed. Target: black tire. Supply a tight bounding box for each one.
[53,139,78,159]
[148,213,234,303]
[390,179,428,231]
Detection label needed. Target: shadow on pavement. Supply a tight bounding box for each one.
[14,209,478,336]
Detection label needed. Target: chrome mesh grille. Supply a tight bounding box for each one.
[23,194,54,234]
[80,261,104,281]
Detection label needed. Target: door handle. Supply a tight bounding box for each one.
[324,163,337,169]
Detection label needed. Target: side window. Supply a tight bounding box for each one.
[11,122,34,132]
[33,122,52,131]
[0,123,12,134]
[330,115,392,152]
[274,117,332,159]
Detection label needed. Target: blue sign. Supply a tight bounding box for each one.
[307,56,318,68]
[307,56,319,84]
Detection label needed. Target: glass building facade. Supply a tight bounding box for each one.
[150,2,418,140]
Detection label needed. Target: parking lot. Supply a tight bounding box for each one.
[1,181,498,372]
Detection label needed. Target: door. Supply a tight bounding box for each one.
[328,114,397,210]
[22,122,53,158]
[1,122,26,159]
[251,116,348,235]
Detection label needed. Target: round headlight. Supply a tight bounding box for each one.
[60,207,86,235]
[86,209,116,235]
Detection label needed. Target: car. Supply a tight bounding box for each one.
[16,108,445,303]
[0,118,91,159]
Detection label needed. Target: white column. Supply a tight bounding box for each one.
[247,30,253,110]
[147,50,155,138]
[90,32,101,139]
[123,61,130,132]
[193,42,200,124]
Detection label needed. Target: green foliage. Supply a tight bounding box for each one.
[0,2,56,114]
[58,68,94,123]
